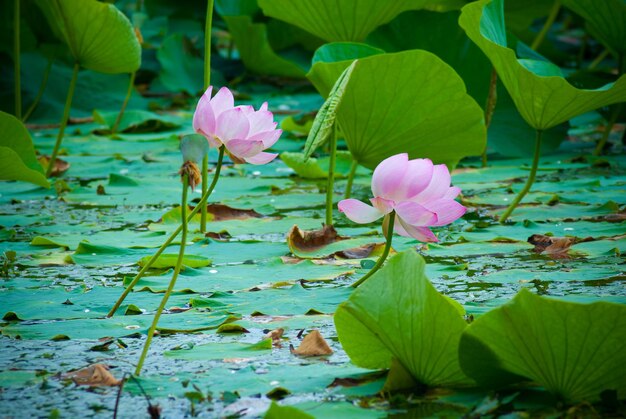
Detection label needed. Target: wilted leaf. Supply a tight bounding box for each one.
[63,364,120,386]
[206,204,263,221]
[291,330,333,356]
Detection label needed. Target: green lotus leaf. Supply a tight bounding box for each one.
[36,0,141,73]
[459,288,626,402]
[0,112,49,188]
[258,0,421,42]
[334,250,472,387]
[308,50,486,169]
[562,0,626,57]
[459,0,626,130]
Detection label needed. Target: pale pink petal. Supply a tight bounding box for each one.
[247,110,277,136]
[371,154,409,200]
[259,102,268,111]
[247,129,282,148]
[226,139,265,158]
[237,105,255,115]
[211,87,235,116]
[422,198,466,226]
[370,197,394,214]
[394,201,438,226]
[338,199,384,224]
[245,152,278,165]
[395,218,438,242]
[402,159,434,199]
[193,88,217,137]
[413,164,451,203]
[215,108,250,144]
[206,135,222,148]
[444,186,461,200]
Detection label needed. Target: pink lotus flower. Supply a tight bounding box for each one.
[338,153,466,242]
[193,86,282,165]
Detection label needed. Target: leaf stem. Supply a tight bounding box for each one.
[46,62,79,178]
[200,154,208,232]
[499,130,543,223]
[23,59,53,122]
[481,67,498,167]
[135,174,189,376]
[107,146,225,317]
[14,0,21,119]
[351,211,395,288]
[204,0,214,90]
[344,159,358,199]
[588,49,609,70]
[111,72,136,134]
[531,0,561,51]
[325,123,337,226]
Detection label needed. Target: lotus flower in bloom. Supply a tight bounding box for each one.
[193,86,282,165]
[338,153,466,242]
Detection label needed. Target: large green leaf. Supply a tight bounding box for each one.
[562,0,626,57]
[222,15,306,78]
[36,0,141,73]
[258,0,422,42]
[367,9,492,105]
[0,112,49,188]
[459,288,626,402]
[459,0,626,130]
[307,50,486,169]
[334,250,472,387]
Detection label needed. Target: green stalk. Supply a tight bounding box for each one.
[111,72,136,134]
[351,211,395,288]
[23,59,53,122]
[325,123,338,226]
[499,130,543,223]
[481,67,498,167]
[204,0,214,90]
[14,0,21,119]
[107,147,225,318]
[135,174,189,376]
[200,154,208,232]
[588,49,609,70]
[594,104,622,156]
[531,0,561,51]
[344,159,358,199]
[46,62,79,178]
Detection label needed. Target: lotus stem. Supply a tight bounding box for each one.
[594,104,622,156]
[23,59,53,122]
[46,62,79,178]
[111,72,136,133]
[344,159,358,199]
[325,123,338,226]
[588,49,609,70]
[135,174,189,376]
[200,154,209,232]
[500,130,543,223]
[13,0,21,119]
[531,0,561,51]
[351,211,395,288]
[481,67,498,167]
[107,146,225,317]
[204,0,214,90]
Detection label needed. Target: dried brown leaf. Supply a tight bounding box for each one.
[206,204,263,221]
[287,224,344,251]
[290,330,333,357]
[38,155,70,177]
[64,364,120,386]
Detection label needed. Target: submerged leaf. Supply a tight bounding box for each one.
[459,288,626,401]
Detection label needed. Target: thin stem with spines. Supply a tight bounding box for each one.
[351,211,395,288]
[106,146,225,318]
[344,159,358,199]
[14,0,21,119]
[499,130,543,223]
[135,174,189,376]
[111,72,136,133]
[46,62,79,178]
